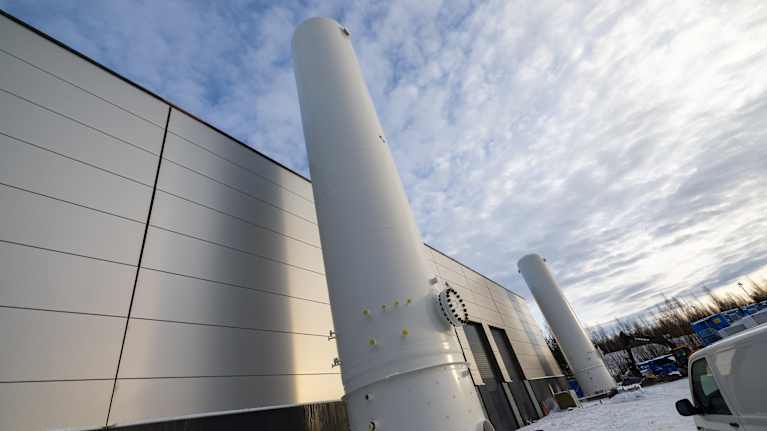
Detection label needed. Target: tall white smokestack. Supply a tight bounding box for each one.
[517,254,615,396]
[292,18,488,431]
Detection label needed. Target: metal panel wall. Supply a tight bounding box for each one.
[0,12,166,431]
[167,110,315,202]
[162,132,317,222]
[108,374,344,424]
[0,381,114,431]
[424,246,563,380]
[109,108,341,426]
[0,308,125,381]
[0,14,167,125]
[0,50,164,154]
[131,269,334,335]
[155,159,321,246]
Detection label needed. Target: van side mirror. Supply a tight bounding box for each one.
[676,399,701,416]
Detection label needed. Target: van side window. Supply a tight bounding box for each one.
[690,358,731,415]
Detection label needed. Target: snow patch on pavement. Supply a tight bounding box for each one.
[518,379,695,431]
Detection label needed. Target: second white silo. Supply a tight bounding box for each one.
[517,254,615,396]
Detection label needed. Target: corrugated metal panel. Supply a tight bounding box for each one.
[454,326,484,385]
[462,323,520,429]
[483,324,511,382]
[462,323,496,383]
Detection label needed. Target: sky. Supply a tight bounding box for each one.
[3,0,766,326]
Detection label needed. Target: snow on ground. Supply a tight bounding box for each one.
[519,379,695,431]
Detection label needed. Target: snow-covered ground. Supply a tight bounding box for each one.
[519,379,695,431]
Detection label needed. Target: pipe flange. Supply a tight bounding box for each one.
[437,285,468,326]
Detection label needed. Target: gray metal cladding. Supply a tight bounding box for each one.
[503,340,540,357]
[0,50,165,154]
[0,13,167,430]
[117,104,340,423]
[0,184,146,264]
[434,262,468,287]
[0,133,153,221]
[156,160,321,246]
[0,241,135,315]
[149,190,324,273]
[0,307,125,381]
[168,109,315,202]
[108,374,344,425]
[132,269,334,335]
[162,133,317,223]
[0,17,167,125]
[0,90,160,185]
[0,380,113,431]
[139,226,330,303]
[117,319,339,378]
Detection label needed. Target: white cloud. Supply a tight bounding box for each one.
[4,0,767,326]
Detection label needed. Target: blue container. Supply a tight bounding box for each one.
[568,378,584,398]
[637,355,681,377]
[707,313,732,330]
[721,308,746,323]
[692,314,729,346]
[691,318,712,333]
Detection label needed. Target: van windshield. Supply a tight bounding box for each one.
[690,358,731,415]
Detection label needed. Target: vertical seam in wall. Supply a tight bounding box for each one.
[105,106,172,426]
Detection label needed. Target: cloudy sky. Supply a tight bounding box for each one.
[3,0,766,326]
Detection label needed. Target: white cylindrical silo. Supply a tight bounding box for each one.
[292,18,488,431]
[517,254,615,396]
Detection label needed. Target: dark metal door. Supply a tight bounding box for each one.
[490,326,539,424]
[463,323,520,430]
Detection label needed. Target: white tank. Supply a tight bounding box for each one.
[292,17,489,431]
[517,254,615,396]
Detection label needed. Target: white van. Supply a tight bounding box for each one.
[676,324,767,430]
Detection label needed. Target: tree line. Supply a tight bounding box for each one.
[544,276,767,377]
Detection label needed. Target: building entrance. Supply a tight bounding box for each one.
[490,326,539,425]
[463,323,519,430]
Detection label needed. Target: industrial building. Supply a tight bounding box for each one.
[0,11,565,430]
